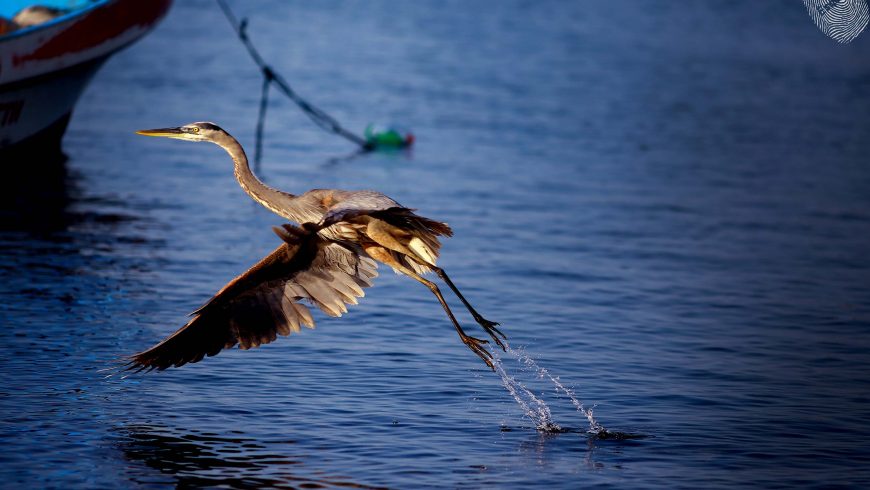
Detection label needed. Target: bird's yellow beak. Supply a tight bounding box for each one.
[136,127,186,139]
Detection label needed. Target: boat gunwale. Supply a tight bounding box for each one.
[0,0,112,44]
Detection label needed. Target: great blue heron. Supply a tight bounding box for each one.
[131,121,505,370]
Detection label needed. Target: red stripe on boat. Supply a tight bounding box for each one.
[13,0,172,66]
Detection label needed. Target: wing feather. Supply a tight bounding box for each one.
[321,193,452,273]
[126,226,378,371]
[280,294,302,333]
[320,190,403,226]
[293,303,315,328]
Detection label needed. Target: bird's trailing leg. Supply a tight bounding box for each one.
[415,274,493,369]
[432,267,506,350]
[365,246,494,369]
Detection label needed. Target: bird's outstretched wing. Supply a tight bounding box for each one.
[126,225,378,371]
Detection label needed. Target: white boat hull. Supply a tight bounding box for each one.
[0,0,171,153]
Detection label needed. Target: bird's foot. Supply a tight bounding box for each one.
[475,316,507,351]
[461,333,494,370]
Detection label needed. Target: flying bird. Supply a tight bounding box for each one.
[131,121,505,370]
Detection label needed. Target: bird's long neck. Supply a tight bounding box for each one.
[214,133,298,219]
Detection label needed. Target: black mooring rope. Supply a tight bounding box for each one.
[254,75,270,168]
[215,0,371,165]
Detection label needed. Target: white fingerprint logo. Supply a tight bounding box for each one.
[804,0,869,43]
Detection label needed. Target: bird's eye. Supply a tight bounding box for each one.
[191,127,200,133]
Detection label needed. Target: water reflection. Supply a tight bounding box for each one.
[320,148,370,168]
[0,150,136,236]
[114,424,386,489]
[0,150,73,233]
[0,148,160,376]
[319,147,413,168]
[506,423,648,475]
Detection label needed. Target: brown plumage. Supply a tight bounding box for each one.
[135,122,506,369]
[127,224,376,371]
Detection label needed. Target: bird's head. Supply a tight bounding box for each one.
[136,121,227,143]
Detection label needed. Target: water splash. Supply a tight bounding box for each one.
[508,346,605,434]
[489,344,605,435]
[490,349,560,431]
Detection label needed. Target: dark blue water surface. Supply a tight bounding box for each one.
[2,1,870,488]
